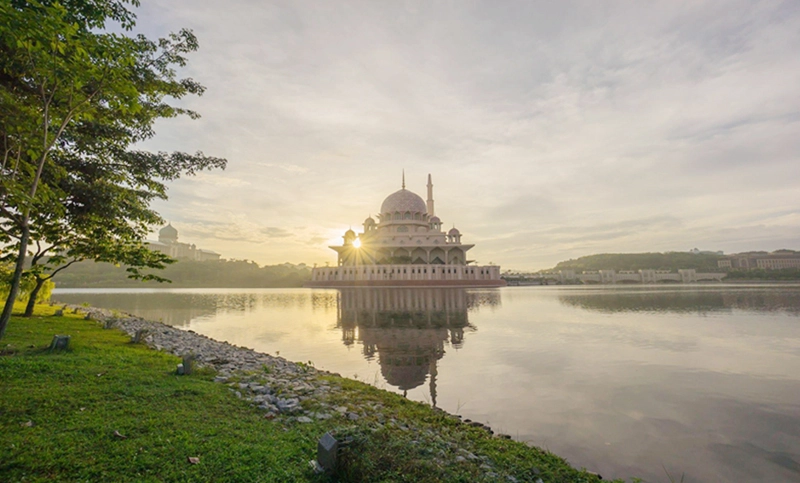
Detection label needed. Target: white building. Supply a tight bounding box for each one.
[308,174,504,287]
[146,224,221,261]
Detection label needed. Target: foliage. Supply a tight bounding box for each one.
[0,0,226,332]
[0,307,621,482]
[724,268,800,280]
[0,263,54,303]
[553,252,723,272]
[53,259,313,288]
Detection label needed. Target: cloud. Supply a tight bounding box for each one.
[134,0,800,269]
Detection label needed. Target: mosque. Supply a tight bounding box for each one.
[146,223,221,261]
[308,174,504,287]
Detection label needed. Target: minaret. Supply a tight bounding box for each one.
[426,173,435,216]
[402,169,406,189]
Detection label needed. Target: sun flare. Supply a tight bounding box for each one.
[353,238,361,248]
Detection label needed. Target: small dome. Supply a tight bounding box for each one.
[448,227,460,235]
[364,216,375,225]
[381,188,426,215]
[430,216,441,224]
[344,229,356,237]
[159,223,178,240]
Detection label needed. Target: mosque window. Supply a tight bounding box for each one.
[397,226,408,232]
[404,212,412,220]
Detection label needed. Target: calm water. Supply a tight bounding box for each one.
[52,285,800,483]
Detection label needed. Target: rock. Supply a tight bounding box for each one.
[347,412,359,421]
[187,456,200,464]
[309,459,325,474]
[277,398,300,412]
[296,416,313,423]
[176,364,185,375]
[49,335,70,351]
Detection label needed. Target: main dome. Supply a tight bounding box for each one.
[380,188,427,214]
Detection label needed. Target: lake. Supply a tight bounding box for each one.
[52,285,800,483]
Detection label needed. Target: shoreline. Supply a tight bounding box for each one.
[46,303,609,481]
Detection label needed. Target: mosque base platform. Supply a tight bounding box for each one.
[304,279,507,288]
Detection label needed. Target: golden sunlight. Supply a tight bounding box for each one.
[353,238,362,248]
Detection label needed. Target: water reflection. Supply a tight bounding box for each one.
[337,289,500,405]
[50,286,800,482]
[559,286,800,314]
[51,289,341,327]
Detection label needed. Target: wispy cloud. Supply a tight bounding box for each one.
[137,0,800,269]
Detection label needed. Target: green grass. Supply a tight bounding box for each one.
[0,305,619,482]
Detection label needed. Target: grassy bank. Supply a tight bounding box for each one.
[0,305,616,482]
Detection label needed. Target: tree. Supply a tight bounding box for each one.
[0,0,226,337]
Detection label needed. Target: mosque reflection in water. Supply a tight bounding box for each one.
[336,288,499,406]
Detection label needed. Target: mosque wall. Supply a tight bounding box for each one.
[309,264,503,287]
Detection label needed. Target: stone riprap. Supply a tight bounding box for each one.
[70,305,344,421]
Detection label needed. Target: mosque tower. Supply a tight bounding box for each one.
[426,173,435,217]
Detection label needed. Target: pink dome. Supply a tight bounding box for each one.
[380,189,426,214]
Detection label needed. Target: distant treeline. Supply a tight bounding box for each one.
[552,252,723,272]
[724,268,800,280]
[54,259,312,288]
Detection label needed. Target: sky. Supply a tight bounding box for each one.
[132,0,800,271]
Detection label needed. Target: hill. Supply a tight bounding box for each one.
[53,259,312,288]
[552,252,723,272]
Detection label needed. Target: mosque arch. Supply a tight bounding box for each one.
[412,247,427,264]
[430,247,445,264]
[448,248,464,265]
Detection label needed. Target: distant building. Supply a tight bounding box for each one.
[308,174,504,287]
[718,251,800,270]
[146,224,221,261]
[547,268,725,284]
[689,248,724,255]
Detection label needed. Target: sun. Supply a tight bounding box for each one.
[353,238,362,248]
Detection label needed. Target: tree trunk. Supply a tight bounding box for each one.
[23,276,46,317]
[0,223,30,339]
